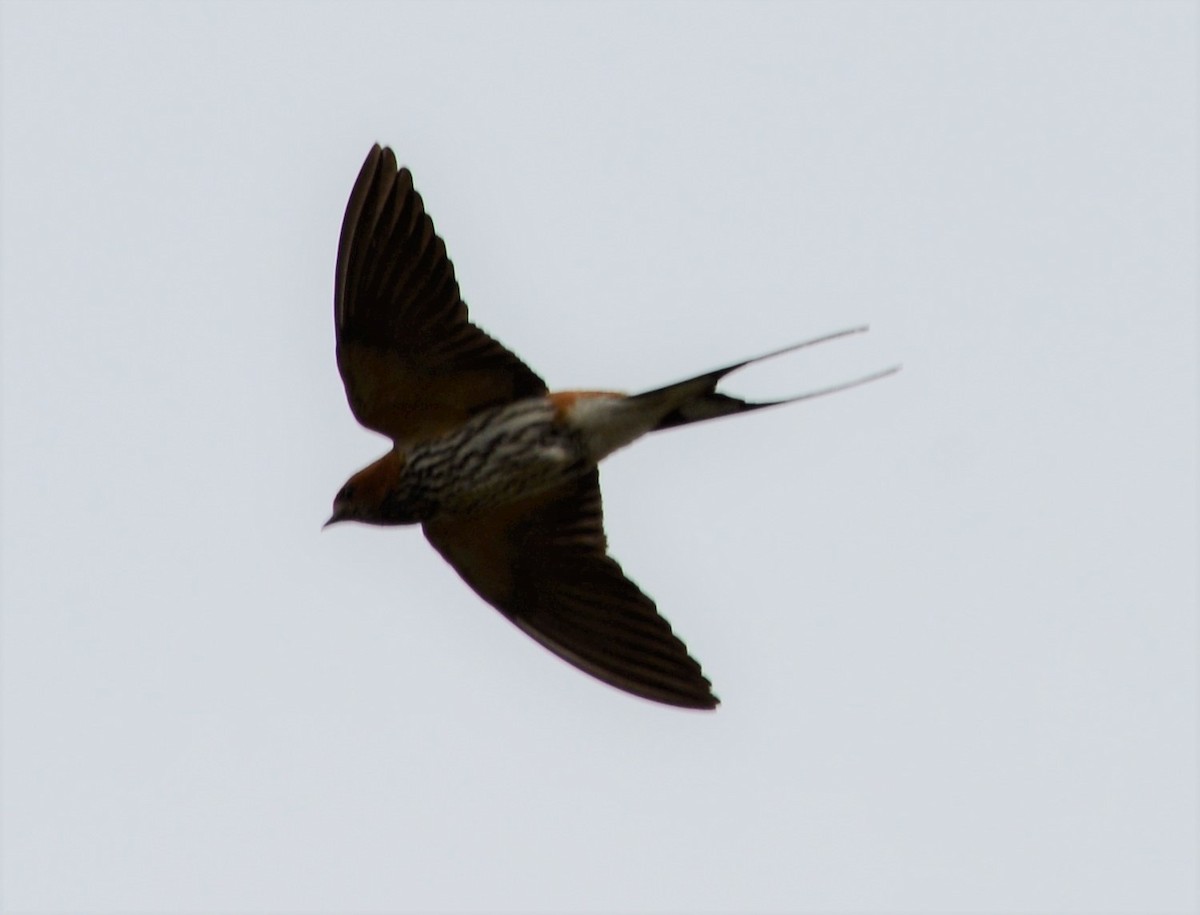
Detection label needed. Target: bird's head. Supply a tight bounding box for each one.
[325,450,425,527]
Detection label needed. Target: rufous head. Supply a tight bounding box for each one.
[325,450,421,527]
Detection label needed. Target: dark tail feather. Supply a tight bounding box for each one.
[634,326,900,432]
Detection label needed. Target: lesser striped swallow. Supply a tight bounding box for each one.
[326,145,897,709]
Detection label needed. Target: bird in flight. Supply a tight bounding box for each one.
[326,144,897,709]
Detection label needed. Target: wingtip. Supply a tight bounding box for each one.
[362,143,383,170]
[631,681,720,711]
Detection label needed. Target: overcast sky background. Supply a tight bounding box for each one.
[2,2,1196,913]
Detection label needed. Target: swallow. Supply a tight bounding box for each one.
[326,144,898,709]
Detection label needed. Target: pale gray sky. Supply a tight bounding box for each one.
[2,2,1196,913]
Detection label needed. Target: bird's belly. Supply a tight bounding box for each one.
[407,401,588,516]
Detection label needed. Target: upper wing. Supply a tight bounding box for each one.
[424,470,718,710]
[335,145,547,444]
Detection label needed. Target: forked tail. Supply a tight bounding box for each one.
[635,326,900,432]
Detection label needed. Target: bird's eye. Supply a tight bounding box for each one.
[338,484,355,502]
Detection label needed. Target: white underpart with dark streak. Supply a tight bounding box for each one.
[403,399,589,515]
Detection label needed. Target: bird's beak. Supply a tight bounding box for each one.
[322,512,342,530]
